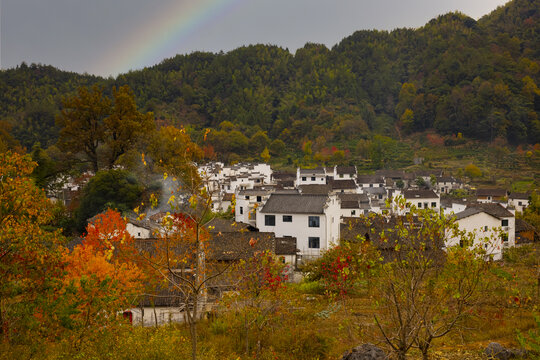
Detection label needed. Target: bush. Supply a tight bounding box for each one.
[296,280,325,294]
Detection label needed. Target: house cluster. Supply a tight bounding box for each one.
[80,163,535,326]
[196,163,536,262]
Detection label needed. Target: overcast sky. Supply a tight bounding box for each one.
[1,0,509,77]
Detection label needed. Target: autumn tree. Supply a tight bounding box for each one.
[370,197,490,360]
[103,86,155,168]
[56,85,154,172]
[0,152,65,342]
[145,125,222,360]
[224,250,288,356]
[59,209,145,350]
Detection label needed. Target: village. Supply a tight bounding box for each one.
[44,161,535,327]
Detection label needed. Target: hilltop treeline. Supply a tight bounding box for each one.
[0,0,539,157]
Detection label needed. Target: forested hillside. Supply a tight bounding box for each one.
[0,0,538,159]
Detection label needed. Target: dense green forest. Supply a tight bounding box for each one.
[1,0,539,160]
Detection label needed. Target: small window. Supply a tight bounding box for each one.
[308,216,320,228]
[282,215,292,222]
[378,194,383,199]
[501,233,508,242]
[501,219,508,227]
[265,215,275,226]
[339,174,343,178]
[369,184,373,188]
[518,201,522,206]
[484,226,488,231]
[302,176,307,181]
[311,176,316,181]
[418,202,422,208]
[245,196,250,200]
[431,202,436,208]
[240,206,243,215]
[308,237,320,248]
[257,196,262,202]
[138,232,141,237]
[351,210,356,215]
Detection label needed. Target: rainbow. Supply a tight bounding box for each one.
[98,0,244,77]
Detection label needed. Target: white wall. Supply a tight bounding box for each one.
[508,198,529,213]
[256,195,340,257]
[126,223,152,239]
[442,202,467,216]
[449,213,505,260]
[404,197,440,213]
[129,307,185,327]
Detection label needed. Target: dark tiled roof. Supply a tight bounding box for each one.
[272,172,295,180]
[509,192,530,200]
[277,180,295,188]
[455,203,513,220]
[357,175,384,183]
[468,203,513,218]
[364,187,387,195]
[336,166,357,175]
[476,188,507,197]
[275,237,298,255]
[403,190,439,199]
[339,193,369,203]
[330,179,357,190]
[238,189,271,196]
[209,232,275,261]
[437,176,457,183]
[515,218,535,233]
[260,194,328,214]
[205,218,251,233]
[375,169,405,178]
[454,208,484,220]
[274,188,300,194]
[341,201,361,209]
[299,167,325,175]
[298,184,332,194]
[222,193,234,201]
[340,216,444,252]
[125,215,163,232]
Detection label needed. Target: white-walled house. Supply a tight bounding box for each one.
[436,176,462,194]
[125,217,162,239]
[441,198,467,216]
[256,193,340,259]
[235,188,273,226]
[508,192,530,213]
[296,168,327,186]
[403,190,440,212]
[356,175,384,189]
[338,193,371,218]
[334,166,357,180]
[330,179,359,194]
[448,203,515,260]
[476,188,507,203]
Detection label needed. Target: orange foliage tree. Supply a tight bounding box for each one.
[55,209,146,350]
[0,152,65,342]
[60,242,144,350]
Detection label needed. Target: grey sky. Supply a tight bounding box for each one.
[1,0,509,77]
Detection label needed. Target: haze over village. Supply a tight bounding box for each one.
[0,0,539,359]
